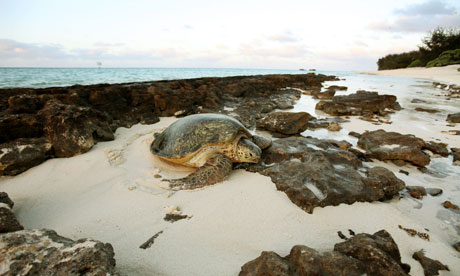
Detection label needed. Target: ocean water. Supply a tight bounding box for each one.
[0,67,335,89]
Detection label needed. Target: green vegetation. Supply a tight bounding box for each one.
[377,27,460,70]
[426,49,460,67]
[407,59,424,68]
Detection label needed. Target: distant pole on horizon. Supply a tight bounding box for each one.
[97,62,102,69]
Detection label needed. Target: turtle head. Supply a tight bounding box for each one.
[236,138,261,163]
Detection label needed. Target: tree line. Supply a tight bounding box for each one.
[377,27,460,70]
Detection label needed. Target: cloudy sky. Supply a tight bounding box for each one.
[1,0,459,70]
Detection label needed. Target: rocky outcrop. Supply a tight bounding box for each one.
[0,138,53,176]
[242,136,404,213]
[0,192,23,233]
[0,73,338,175]
[447,112,460,123]
[239,230,410,276]
[0,229,118,276]
[315,90,400,116]
[412,250,449,276]
[256,112,315,135]
[357,130,432,167]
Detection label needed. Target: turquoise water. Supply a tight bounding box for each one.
[0,67,338,88]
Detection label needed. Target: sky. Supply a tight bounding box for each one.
[0,0,459,70]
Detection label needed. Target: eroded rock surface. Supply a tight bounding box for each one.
[256,112,315,135]
[0,138,53,176]
[315,90,400,116]
[0,229,118,276]
[240,230,410,276]
[0,192,23,233]
[242,136,404,213]
[412,250,449,276]
[0,73,337,175]
[447,112,460,123]
[357,130,432,167]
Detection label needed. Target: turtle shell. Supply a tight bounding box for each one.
[150,113,251,161]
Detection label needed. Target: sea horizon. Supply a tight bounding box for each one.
[0,67,352,89]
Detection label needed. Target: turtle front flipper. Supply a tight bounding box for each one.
[164,154,233,190]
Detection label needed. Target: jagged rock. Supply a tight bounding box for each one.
[39,100,114,157]
[0,74,337,175]
[348,131,361,138]
[307,117,349,130]
[412,250,449,276]
[244,136,404,213]
[415,107,439,113]
[327,85,348,91]
[313,90,336,99]
[0,138,53,176]
[315,91,400,116]
[0,192,14,208]
[334,230,411,276]
[239,230,410,276]
[452,148,460,165]
[406,186,427,199]
[0,229,118,276]
[447,112,460,123]
[0,197,23,233]
[424,141,449,157]
[453,241,460,252]
[357,130,430,167]
[327,122,341,131]
[239,251,291,276]
[256,112,315,135]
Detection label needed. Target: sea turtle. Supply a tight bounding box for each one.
[150,113,271,190]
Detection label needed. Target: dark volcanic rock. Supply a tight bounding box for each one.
[406,186,427,199]
[452,147,460,165]
[239,230,410,276]
[0,208,23,233]
[0,229,118,276]
[447,112,460,123]
[0,74,337,175]
[334,230,411,276]
[424,141,449,157]
[327,85,348,91]
[315,91,400,116]
[244,136,404,213]
[357,130,430,167]
[0,192,14,209]
[256,112,315,135]
[0,138,53,176]
[0,192,23,233]
[39,100,114,157]
[415,107,439,113]
[412,250,449,276]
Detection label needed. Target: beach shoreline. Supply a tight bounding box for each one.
[362,64,460,86]
[1,72,459,275]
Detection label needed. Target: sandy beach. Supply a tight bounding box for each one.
[1,68,460,276]
[364,64,460,86]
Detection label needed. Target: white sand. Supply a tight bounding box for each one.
[364,64,460,86]
[2,73,460,275]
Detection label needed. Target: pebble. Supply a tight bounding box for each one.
[426,188,443,196]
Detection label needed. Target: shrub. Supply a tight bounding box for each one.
[407,59,424,68]
[426,49,460,67]
[377,51,420,70]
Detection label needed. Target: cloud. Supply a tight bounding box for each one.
[239,43,309,58]
[0,39,69,59]
[394,0,455,16]
[369,0,460,33]
[266,31,299,43]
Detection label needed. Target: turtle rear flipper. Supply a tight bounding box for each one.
[165,154,233,190]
